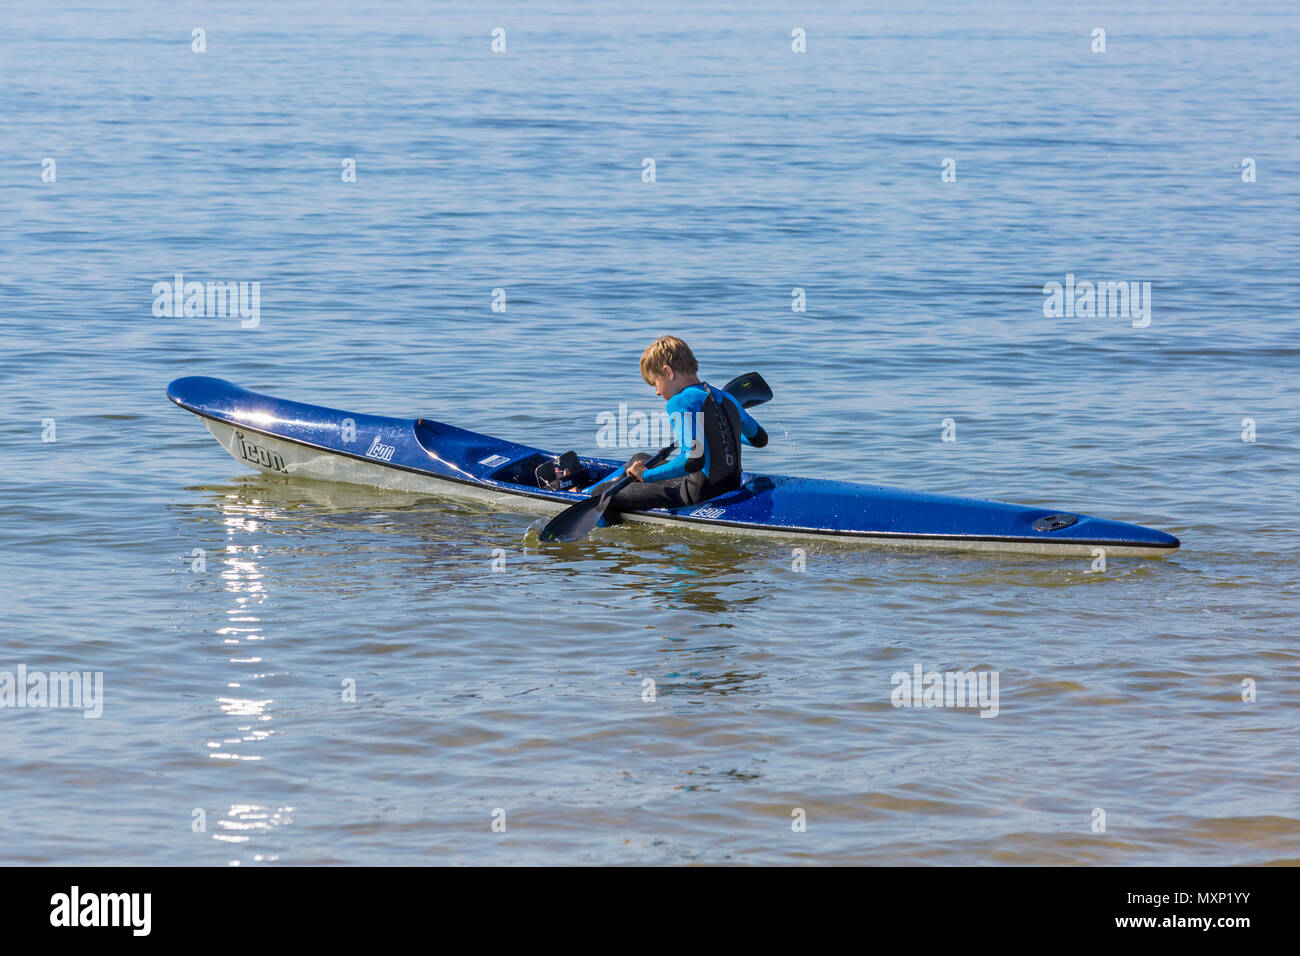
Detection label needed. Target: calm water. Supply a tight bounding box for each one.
[2,1,1298,865]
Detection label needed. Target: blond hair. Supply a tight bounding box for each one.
[640,335,698,384]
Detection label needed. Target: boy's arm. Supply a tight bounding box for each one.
[640,402,692,482]
[722,390,769,448]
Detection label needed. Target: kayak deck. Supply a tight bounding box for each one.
[166,376,1181,557]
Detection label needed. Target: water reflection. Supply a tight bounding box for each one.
[213,803,294,865]
[201,499,277,766]
[182,476,784,709]
[173,492,291,860]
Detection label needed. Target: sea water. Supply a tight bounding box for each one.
[0,0,1297,865]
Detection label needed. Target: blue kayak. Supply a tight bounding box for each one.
[166,376,1180,557]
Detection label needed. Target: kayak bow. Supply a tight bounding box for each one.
[165,376,1180,557]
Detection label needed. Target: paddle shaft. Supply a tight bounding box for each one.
[595,443,675,501]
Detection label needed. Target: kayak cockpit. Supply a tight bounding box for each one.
[413,418,620,491]
[486,451,619,490]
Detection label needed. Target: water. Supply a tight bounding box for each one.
[1,0,1298,865]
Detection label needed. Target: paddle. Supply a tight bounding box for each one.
[722,371,773,408]
[538,444,676,542]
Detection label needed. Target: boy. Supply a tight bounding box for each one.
[607,335,768,511]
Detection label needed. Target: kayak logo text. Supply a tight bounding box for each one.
[151,272,260,328]
[366,434,396,462]
[890,663,999,718]
[1042,273,1151,328]
[235,431,288,473]
[0,666,103,718]
[595,406,705,457]
[50,886,150,936]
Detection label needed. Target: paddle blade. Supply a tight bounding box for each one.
[538,493,612,542]
[723,371,773,408]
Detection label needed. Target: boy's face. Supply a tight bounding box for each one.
[648,365,680,399]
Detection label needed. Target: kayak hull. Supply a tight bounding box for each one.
[168,377,1181,557]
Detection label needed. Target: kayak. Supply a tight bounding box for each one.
[166,376,1180,557]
